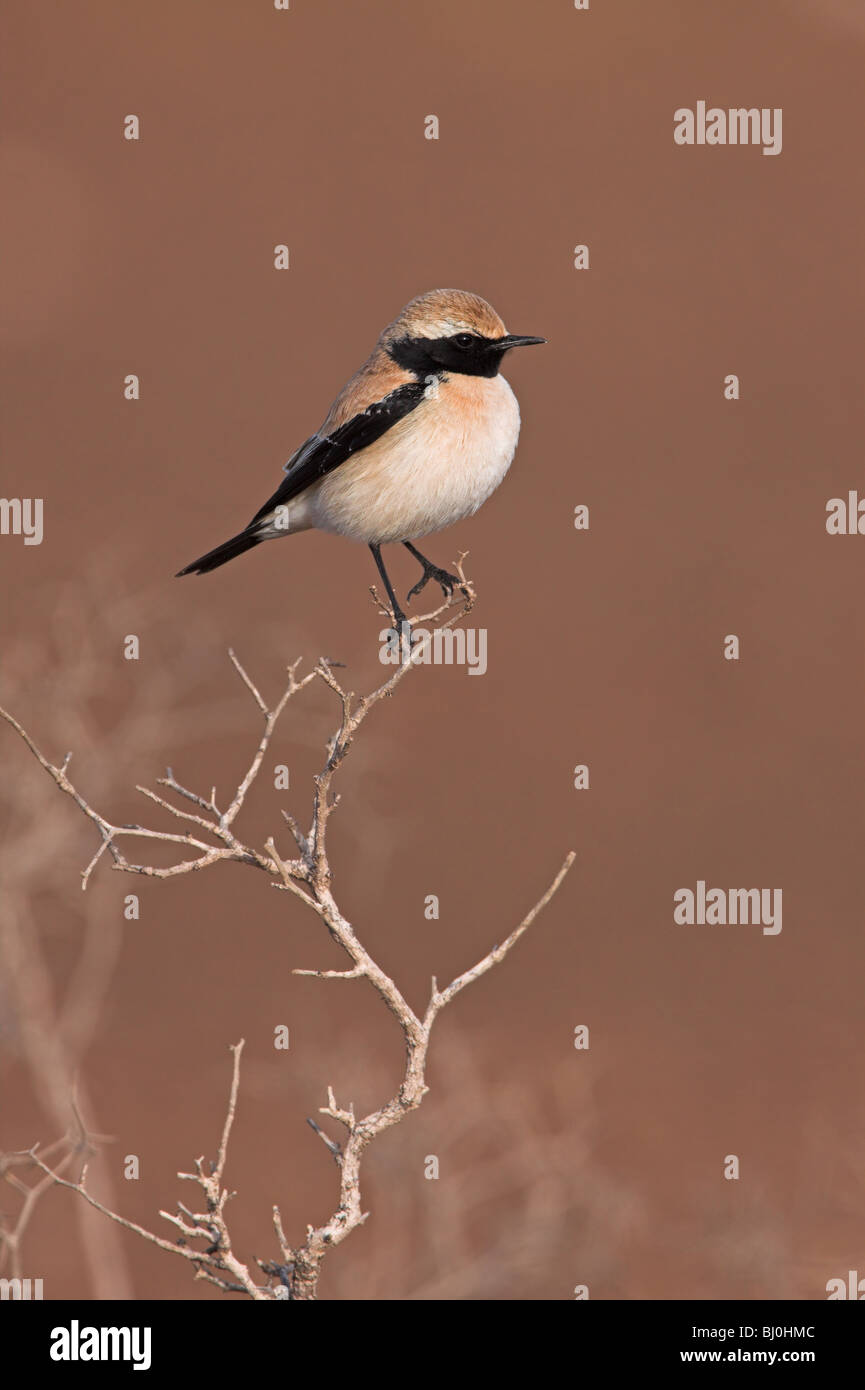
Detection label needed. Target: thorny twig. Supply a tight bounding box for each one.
[0,571,576,1299]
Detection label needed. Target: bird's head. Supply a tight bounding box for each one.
[382,289,545,379]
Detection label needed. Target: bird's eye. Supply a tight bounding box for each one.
[453,333,475,349]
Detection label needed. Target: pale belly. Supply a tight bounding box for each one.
[307,373,522,544]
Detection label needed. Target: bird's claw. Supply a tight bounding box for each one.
[407,564,460,603]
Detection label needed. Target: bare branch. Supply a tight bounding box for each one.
[425,851,577,1024]
[1,575,577,1300]
[215,1041,244,1182]
[293,966,364,980]
[29,1041,269,1299]
[228,647,269,716]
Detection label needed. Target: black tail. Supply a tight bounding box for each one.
[176,528,264,577]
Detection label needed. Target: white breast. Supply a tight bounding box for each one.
[308,372,521,545]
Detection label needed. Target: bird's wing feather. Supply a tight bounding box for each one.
[248,379,427,527]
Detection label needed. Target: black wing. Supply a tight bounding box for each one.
[248,380,427,527]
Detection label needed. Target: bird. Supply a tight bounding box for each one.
[177,288,545,629]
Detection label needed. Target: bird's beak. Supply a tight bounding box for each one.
[490,334,547,352]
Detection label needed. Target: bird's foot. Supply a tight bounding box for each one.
[388,604,413,648]
[407,560,463,603]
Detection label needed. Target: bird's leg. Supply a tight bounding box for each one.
[369,544,411,640]
[403,541,464,603]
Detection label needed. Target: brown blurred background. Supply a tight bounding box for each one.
[1,0,863,1300]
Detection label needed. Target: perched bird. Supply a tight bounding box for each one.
[177,288,545,627]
